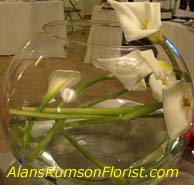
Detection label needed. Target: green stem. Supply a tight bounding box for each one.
[25,121,62,162]
[141,113,163,119]
[60,129,105,169]
[11,103,162,128]
[24,102,162,164]
[58,75,114,108]
[23,75,114,149]
[77,89,128,108]
[10,109,110,119]
[23,80,69,148]
[23,121,35,149]
[16,104,163,121]
[22,105,158,116]
[25,119,105,169]
[61,128,125,184]
[75,75,114,94]
[59,103,162,128]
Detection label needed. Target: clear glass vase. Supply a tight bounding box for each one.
[1,20,193,185]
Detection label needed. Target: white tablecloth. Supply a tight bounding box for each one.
[84,6,122,66]
[0,0,64,55]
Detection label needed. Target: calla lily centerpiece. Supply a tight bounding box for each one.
[108,0,162,42]
[5,2,194,182]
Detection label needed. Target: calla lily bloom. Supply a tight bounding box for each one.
[163,81,193,140]
[133,80,147,91]
[149,73,176,102]
[108,0,162,42]
[97,50,163,91]
[149,74,165,102]
[60,88,77,103]
[48,70,81,103]
[149,60,174,102]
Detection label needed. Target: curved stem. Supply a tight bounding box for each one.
[23,80,70,148]
[23,75,114,148]
[25,121,62,162]
[24,102,162,163]
[25,120,105,168]
[77,89,128,108]
[12,103,162,121]
[60,129,105,169]
[75,75,114,94]
[60,103,162,127]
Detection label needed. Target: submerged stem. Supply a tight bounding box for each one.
[22,105,153,116]
[25,119,106,169]
[60,129,105,169]
[75,75,114,94]
[24,102,162,164]
[59,103,162,127]
[23,79,69,148]
[23,75,113,149]
[11,103,162,122]
[25,121,62,162]
[77,89,128,108]
[10,109,110,119]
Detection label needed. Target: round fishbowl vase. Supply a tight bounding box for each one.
[1,20,193,185]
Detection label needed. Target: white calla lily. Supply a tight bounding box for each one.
[141,50,165,80]
[97,49,163,91]
[60,88,77,103]
[48,70,81,103]
[108,0,162,42]
[163,81,193,140]
[49,70,81,91]
[149,73,176,102]
[149,74,165,102]
[133,79,147,91]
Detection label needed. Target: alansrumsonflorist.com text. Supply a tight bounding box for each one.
[6,166,179,179]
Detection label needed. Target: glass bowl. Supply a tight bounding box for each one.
[1,20,193,185]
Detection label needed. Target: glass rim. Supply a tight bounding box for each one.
[42,20,163,49]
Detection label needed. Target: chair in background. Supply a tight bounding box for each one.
[64,0,83,20]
